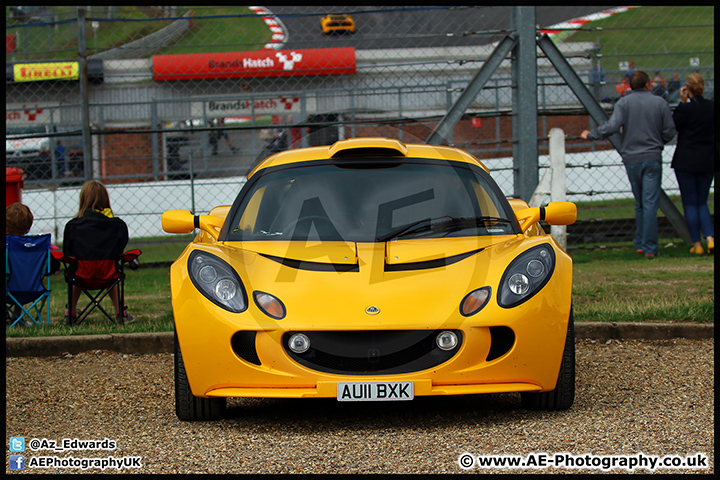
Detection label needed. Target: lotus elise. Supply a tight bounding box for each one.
[162,137,577,420]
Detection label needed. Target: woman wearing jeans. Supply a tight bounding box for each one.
[671,73,715,254]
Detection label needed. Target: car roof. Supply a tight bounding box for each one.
[248,137,489,178]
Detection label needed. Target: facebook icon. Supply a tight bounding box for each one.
[10,455,25,470]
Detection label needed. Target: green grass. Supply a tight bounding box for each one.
[574,194,714,221]
[126,235,194,264]
[567,6,715,73]
[7,6,170,61]
[151,7,271,55]
[571,244,715,323]
[6,6,270,62]
[6,239,714,338]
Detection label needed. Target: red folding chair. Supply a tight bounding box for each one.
[61,216,141,325]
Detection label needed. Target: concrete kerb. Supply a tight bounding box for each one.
[5,322,713,357]
[6,332,174,357]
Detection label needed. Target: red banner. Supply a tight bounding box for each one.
[153,47,356,81]
[6,34,17,54]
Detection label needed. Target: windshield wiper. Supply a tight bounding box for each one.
[377,216,512,242]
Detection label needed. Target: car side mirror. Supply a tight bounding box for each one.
[514,202,577,234]
[162,210,224,241]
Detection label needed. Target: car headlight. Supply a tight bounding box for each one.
[498,244,555,308]
[188,250,247,313]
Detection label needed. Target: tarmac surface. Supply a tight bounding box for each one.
[5,322,713,357]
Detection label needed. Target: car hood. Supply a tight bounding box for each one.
[206,236,525,330]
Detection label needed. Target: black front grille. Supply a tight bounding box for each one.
[283,330,462,375]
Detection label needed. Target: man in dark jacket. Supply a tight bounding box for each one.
[582,71,676,258]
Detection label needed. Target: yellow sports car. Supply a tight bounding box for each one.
[163,137,577,421]
[321,14,355,34]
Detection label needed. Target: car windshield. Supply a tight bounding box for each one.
[225,159,517,243]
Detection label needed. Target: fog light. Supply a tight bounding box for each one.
[436,331,458,351]
[288,333,311,354]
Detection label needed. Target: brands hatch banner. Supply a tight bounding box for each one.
[191,96,317,117]
[152,47,355,81]
[6,103,59,126]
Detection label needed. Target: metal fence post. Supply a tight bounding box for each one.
[189,150,195,214]
[549,128,568,250]
[511,6,539,202]
[151,101,159,181]
[77,7,93,181]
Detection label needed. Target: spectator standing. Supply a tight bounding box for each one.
[208,120,220,156]
[671,73,715,254]
[651,72,668,99]
[667,73,681,97]
[591,61,605,101]
[208,118,239,155]
[582,71,677,258]
[55,140,67,177]
[626,60,636,78]
[615,60,636,98]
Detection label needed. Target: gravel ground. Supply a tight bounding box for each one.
[6,339,713,474]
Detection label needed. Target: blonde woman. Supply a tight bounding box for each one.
[75,179,115,219]
[671,73,715,254]
[65,180,133,323]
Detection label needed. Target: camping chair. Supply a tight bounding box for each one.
[61,216,141,326]
[5,234,53,327]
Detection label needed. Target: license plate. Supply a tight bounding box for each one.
[337,381,414,401]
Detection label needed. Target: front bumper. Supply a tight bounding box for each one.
[174,299,571,399]
[171,239,573,399]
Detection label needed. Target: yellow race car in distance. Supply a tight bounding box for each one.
[163,137,577,421]
[321,13,356,34]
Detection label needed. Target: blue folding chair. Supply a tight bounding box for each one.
[5,233,52,327]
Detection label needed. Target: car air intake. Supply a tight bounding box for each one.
[283,329,462,375]
[231,331,261,365]
[486,326,515,361]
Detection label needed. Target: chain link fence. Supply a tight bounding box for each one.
[6,6,714,244]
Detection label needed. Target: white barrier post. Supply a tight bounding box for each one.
[548,128,567,250]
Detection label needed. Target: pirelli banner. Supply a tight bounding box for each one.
[153,47,356,81]
[6,59,104,84]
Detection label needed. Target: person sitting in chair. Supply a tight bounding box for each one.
[6,203,61,274]
[64,181,134,324]
[6,203,61,326]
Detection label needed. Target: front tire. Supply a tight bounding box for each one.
[521,309,575,410]
[175,330,226,421]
